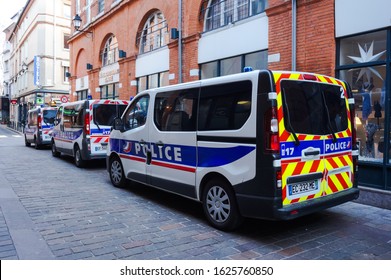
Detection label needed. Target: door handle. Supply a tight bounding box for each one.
[302,147,321,159]
[139,139,146,146]
[156,141,164,147]
[304,150,320,156]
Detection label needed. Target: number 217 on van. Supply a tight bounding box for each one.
[107,70,359,231]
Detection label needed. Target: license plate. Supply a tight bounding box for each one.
[288,180,318,196]
[94,145,107,152]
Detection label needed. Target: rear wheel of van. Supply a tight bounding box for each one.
[34,137,41,150]
[109,155,127,188]
[74,146,86,168]
[51,140,60,157]
[202,179,243,231]
[25,136,31,147]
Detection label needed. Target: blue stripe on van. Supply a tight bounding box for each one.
[110,138,255,168]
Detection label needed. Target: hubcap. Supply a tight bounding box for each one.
[111,160,122,184]
[206,186,230,223]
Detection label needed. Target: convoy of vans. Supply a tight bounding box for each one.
[24,70,359,230]
[51,99,128,167]
[24,106,57,149]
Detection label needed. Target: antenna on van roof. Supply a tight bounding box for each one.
[243,66,253,72]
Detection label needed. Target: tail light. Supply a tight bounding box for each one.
[84,112,90,135]
[37,115,42,129]
[264,106,280,153]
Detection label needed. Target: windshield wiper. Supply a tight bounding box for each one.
[282,89,300,146]
[321,91,337,143]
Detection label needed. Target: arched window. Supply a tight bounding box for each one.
[101,35,118,66]
[138,11,169,54]
[204,0,267,32]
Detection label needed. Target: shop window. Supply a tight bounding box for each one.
[137,71,169,93]
[340,66,386,162]
[200,50,267,79]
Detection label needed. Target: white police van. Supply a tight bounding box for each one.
[107,70,359,230]
[24,106,57,149]
[51,99,128,167]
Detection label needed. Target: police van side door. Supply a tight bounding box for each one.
[115,94,150,184]
[147,87,199,199]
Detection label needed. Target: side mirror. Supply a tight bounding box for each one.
[113,117,124,132]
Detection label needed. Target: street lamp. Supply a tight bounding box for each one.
[72,14,93,35]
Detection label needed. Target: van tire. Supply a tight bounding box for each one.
[51,140,60,157]
[25,136,31,147]
[109,155,127,188]
[34,137,41,150]
[74,146,86,168]
[202,179,242,231]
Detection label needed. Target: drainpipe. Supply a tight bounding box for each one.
[178,0,183,83]
[292,0,297,71]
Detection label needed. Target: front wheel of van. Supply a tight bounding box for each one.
[74,146,86,168]
[109,156,127,188]
[202,179,243,231]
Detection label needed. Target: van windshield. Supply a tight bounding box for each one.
[43,109,57,124]
[281,80,348,135]
[93,104,127,126]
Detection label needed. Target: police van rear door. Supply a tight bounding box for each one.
[275,73,354,208]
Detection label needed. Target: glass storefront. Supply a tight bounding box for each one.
[337,29,390,190]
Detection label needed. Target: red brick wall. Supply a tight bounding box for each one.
[267,0,335,76]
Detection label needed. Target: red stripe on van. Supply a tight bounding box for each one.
[120,154,146,163]
[151,160,196,173]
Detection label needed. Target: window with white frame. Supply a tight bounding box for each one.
[138,11,169,54]
[204,0,267,32]
[63,66,70,83]
[101,35,118,66]
[98,0,104,14]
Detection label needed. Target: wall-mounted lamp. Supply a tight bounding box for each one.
[119,50,127,58]
[170,28,179,40]
[86,63,93,70]
[65,72,72,78]
[73,14,93,35]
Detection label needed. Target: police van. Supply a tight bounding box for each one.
[52,99,128,167]
[24,106,57,149]
[107,70,359,230]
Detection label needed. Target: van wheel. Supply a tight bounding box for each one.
[109,155,127,188]
[25,136,31,147]
[202,179,242,231]
[51,141,60,157]
[74,146,86,168]
[34,137,41,150]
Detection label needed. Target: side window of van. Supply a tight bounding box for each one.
[154,89,198,131]
[123,95,149,130]
[63,106,75,128]
[198,80,252,131]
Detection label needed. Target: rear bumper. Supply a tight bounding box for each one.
[236,187,360,221]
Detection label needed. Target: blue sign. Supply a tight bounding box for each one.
[34,56,40,86]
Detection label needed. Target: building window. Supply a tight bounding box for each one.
[64,4,71,18]
[101,35,118,66]
[64,34,70,49]
[138,11,169,54]
[63,66,70,83]
[200,50,267,79]
[77,90,88,101]
[137,71,169,93]
[337,30,387,163]
[86,0,92,24]
[204,0,267,32]
[98,0,104,14]
[100,83,119,99]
